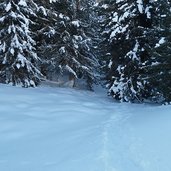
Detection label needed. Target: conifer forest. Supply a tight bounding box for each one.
[0,0,171,104]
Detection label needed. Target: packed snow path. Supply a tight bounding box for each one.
[0,84,171,171]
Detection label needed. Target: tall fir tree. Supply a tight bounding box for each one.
[37,0,99,89]
[0,0,41,87]
[100,0,158,102]
[145,0,171,103]
[97,0,116,79]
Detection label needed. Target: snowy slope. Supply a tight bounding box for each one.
[0,84,171,171]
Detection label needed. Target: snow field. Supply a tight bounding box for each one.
[0,84,171,171]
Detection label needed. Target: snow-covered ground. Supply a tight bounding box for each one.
[0,84,171,171]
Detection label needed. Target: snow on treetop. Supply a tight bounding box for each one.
[126,41,139,60]
[5,2,11,12]
[65,65,78,78]
[39,6,47,16]
[50,0,57,3]
[0,16,5,22]
[18,0,27,7]
[59,47,66,54]
[71,20,80,27]
[0,42,6,53]
[102,4,108,9]
[17,53,27,68]
[110,24,129,39]
[155,37,166,48]
[137,0,143,14]
[74,35,83,41]
[59,13,64,19]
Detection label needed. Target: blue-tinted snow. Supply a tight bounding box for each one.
[0,84,171,171]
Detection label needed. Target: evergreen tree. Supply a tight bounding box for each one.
[145,0,171,103]
[101,0,157,102]
[0,0,41,87]
[38,0,98,89]
[97,0,116,80]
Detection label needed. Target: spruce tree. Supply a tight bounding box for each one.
[145,0,171,103]
[97,0,116,80]
[0,0,41,87]
[38,0,98,89]
[101,0,156,102]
